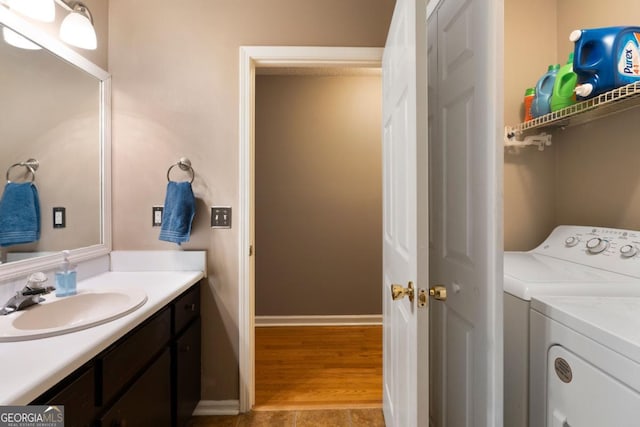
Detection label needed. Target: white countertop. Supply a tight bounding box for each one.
[0,270,204,405]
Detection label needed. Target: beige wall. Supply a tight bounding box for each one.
[503,0,558,250]
[108,0,394,401]
[505,0,640,250]
[255,73,382,317]
[554,1,640,230]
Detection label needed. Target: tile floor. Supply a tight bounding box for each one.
[187,408,385,427]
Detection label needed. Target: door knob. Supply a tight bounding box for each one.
[391,282,414,302]
[429,285,447,301]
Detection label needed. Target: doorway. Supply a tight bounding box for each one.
[238,47,384,412]
[254,68,382,409]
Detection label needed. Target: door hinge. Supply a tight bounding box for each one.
[249,245,254,256]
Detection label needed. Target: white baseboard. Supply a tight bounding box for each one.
[255,314,382,327]
[192,400,240,416]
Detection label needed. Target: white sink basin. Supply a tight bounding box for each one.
[0,288,147,342]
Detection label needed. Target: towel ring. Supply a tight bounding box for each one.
[167,157,195,183]
[6,159,39,183]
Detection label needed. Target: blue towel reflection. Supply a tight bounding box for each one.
[0,182,41,247]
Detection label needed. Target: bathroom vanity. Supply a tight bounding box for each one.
[0,255,205,427]
[33,283,200,427]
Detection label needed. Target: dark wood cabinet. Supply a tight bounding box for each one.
[32,282,201,427]
[172,283,201,427]
[99,307,171,407]
[36,364,96,427]
[173,285,200,335]
[173,318,201,427]
[99,349,172,427]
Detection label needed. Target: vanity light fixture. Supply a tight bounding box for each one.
[0,0,97,50]
[2,26,41,49]
[58,1,96,50]
[6,0,55,23]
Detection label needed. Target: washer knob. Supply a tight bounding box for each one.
[586,237,609,254]
[564,236,580,247]
[620,244,638,258]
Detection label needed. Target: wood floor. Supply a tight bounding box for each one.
[188,409,385,427]
[254,325,383,410]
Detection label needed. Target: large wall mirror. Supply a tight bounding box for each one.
[0,8,110,280]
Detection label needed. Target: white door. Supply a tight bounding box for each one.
[382,0,429,426]
[428,0,503,426]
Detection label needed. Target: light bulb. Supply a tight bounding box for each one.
[7,0,55,22]
[2,27,42,50]
[59,10,97,50]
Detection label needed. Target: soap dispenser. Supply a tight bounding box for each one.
[55,250,77,297]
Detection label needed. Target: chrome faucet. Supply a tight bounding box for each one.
[0,272,55,315]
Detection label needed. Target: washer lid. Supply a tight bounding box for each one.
[504,252,637,300]
[532,296,640,365]
[505,252,633,282]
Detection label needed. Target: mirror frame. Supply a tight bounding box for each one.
[0,6,111,281]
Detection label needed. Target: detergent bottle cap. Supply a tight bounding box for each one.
[525,87,535,96]
[575,83,594,97]
[569,29,582,42]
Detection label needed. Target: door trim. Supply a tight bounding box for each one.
[238,46,383,412]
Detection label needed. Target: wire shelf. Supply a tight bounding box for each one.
[505,81,640,150]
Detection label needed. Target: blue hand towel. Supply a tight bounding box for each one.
[159,181,196,244]
[0,182,41,247]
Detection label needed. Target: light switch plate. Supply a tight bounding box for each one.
[152,206,163,227]
[211,207,232,228]
[53,207,66,229]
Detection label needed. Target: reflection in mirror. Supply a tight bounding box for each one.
[0,8,109,275]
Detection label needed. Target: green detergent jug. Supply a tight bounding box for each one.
[551,53,577,111]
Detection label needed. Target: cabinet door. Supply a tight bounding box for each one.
[99,349,171,427]
[173,283,200,335]
[100,307,171,406]
[45,366,95,427]
[174,318,201,427]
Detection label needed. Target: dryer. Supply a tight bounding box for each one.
[530,295,640,427]
[504,225,640,426]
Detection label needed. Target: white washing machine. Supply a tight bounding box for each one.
[504,225,640,427]
[530,295,640,427]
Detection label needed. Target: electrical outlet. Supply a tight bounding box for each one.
[211,207,232,228]
[152,206,163,227]
[53,207,66,228]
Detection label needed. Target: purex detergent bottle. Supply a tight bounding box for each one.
[571,26,640,99]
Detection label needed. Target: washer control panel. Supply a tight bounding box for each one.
[534,225,640,278]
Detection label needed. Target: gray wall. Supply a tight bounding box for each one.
[255,73,382,317]
[108,0,395,402]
